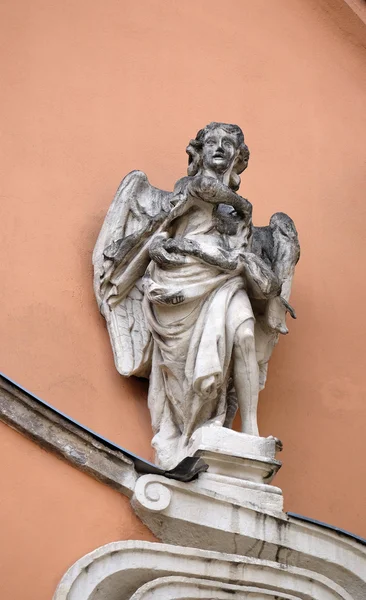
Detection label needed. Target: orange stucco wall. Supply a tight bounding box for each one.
[0,1,365,598]
[0,423,155,600]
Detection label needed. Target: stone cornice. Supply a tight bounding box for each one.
[0,373,207,493]
[2,374,366,599]
[0,373,137,497]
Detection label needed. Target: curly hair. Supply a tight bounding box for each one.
[186,122,250,191]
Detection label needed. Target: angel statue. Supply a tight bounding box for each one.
[93,122,300,470]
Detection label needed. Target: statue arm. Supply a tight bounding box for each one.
[188,175,252,218]
[162,237,239,271]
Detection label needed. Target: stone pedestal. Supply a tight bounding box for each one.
[53,428,366,600]
[131,426,285,548]
[186,424,283,512]
[188,424,281,483]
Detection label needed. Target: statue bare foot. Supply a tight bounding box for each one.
[267,435,283,452]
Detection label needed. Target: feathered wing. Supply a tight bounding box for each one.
[93,170,174,377]
[251,212,300,389]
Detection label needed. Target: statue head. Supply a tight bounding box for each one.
[186,122,250,191]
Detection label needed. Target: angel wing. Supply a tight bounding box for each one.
[93,170,174,378]
[251,212,300,389]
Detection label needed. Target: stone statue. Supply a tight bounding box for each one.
[93,123,300,470]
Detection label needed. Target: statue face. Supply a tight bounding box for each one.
[201,127,238,175]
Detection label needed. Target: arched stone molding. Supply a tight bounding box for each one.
[129,576,327,600]
[53,540,362,600]
[131,474,366,596]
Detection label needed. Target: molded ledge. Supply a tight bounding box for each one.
[54,539,366,600]
[0,374,137,496]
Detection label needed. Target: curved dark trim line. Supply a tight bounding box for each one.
[2,371,365,545]
[287,512,366,546]
[0,372,207,482]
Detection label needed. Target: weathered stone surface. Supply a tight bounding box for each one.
[0,374,137,496]
[181,424,284,512]
[93,122,300,470]
[4,369,365,600]
[53,539,366,600]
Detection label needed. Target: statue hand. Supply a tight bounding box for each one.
[239,251,262,264]
[239,251,274,272]
[164,237,199,255]
[149,235,186,267]
[188,175,221,203]
[240,251,282,298]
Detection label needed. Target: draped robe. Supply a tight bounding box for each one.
[143,196,253,468]
[93,170,299,471]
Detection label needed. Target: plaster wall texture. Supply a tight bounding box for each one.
[0,0,365,598]
[0,424,155,600]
